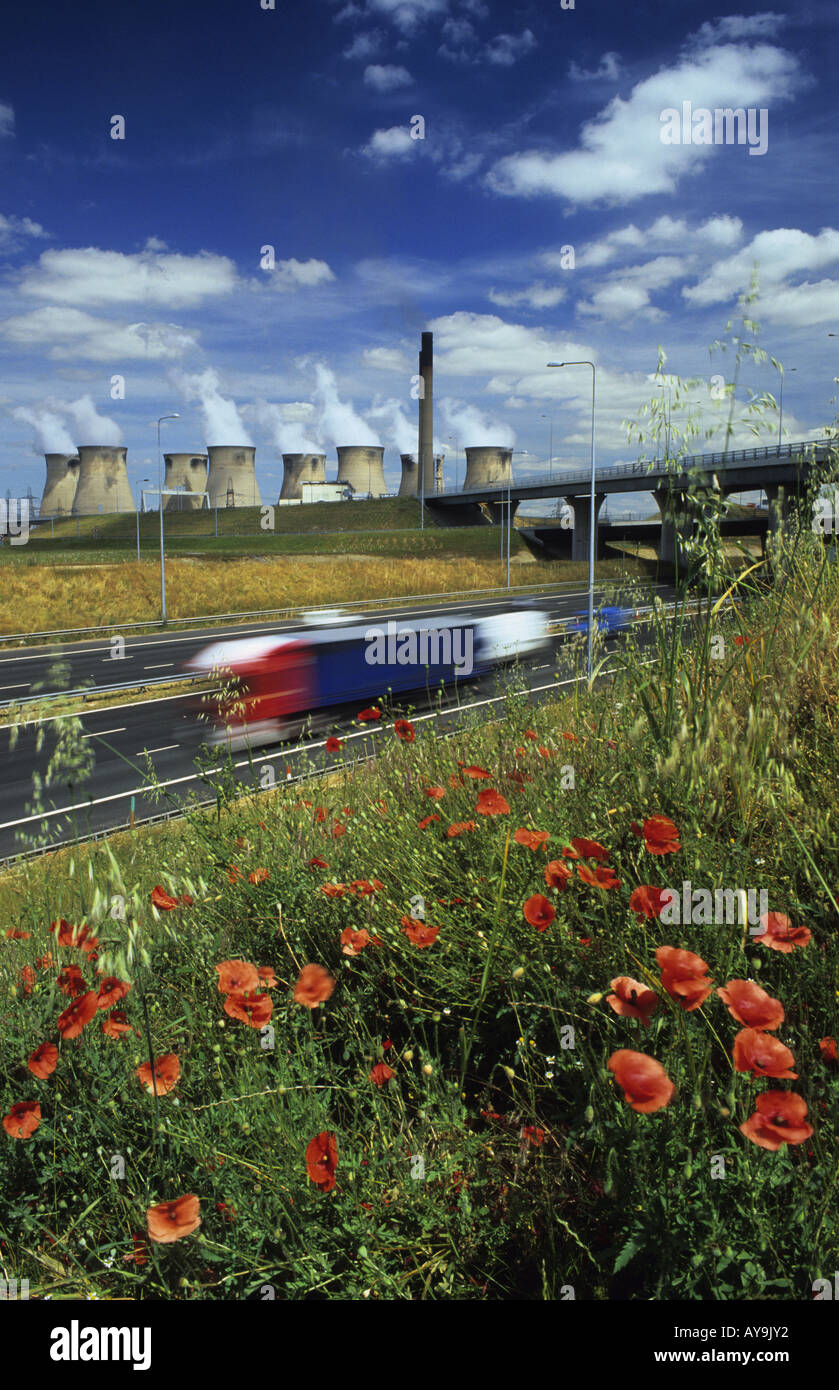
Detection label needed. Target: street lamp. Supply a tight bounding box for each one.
[777,366,796,448]
[541,413,553,480]
[656,382,673,462]
[137,478,150,561]
[547,360,596,682]
[156,414,179,621]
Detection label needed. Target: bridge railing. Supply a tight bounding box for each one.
[434,439,831,499]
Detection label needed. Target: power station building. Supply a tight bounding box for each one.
[463,446,514,490]
[164,453,209,510]
[39,452,79,517]
[335,445,387,497]
[280,453,327,500]
[205,445,261,508]
[72,446,134,515]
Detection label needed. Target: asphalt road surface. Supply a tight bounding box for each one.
[0,581,675,861]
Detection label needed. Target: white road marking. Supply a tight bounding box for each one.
[0,683,29,690]
[143,663,174,670]
[81,727,126,739]
[138,744,178,755]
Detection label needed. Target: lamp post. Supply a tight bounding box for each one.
[137,477,150,561]
[547,360,596,682]
[656,382,673,462]
[777,366,796,448]
[156,414,179,622]
[541,414,553,480]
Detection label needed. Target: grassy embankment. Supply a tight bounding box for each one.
[0,519,836,1300]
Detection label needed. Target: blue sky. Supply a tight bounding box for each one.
[1,0,838,511]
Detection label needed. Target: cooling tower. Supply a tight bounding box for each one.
[205,445,261,508]
[335,446,387,497]
[399,453,419,498]
[463,446,513,490]
[40,452,79,517]
[164,453,208,510]
[280,453,327,501]
[72,446,133,515]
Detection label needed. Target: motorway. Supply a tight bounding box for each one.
[0,581,675,861]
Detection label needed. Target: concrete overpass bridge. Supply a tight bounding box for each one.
[426,439,836,566]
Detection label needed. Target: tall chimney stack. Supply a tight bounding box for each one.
[418,332,434,500]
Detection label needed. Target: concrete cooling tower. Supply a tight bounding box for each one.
[40,452,79,517]
[205,446,261,508]
[463,446,513,490]
[399,453,419,498]
[335,445,387,497]
[72,446,134,515]
[163,453,209,510]
[280,453,327,501]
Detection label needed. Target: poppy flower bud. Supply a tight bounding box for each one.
[691,1093,702,1110]
[587,992,604,1005]
[502,1066,515,1080]
[584,1105,594,1123]
[726,1090,737,1110]
[719,1106,731,1118]
[422,1064,433,1075]
[402,1050,414,1062]
[512,967,525,979]
[683,1161,693,1179]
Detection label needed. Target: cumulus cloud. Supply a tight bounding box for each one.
[267,257,336,291]
[557,214,743,271]
[485,29,536,66]
[684,227,839,305]
[361,124,417,159]
[488,282,566,309]
[18,246,237,308]
[0,213,48,252]
[686,12,788,49]
[364,0,448,31]
[343,29,384,59]
[578,255,688,321]
[568,52,621,82]
[363,63,414,90]
[363,345,411,371]
[486,38,802,206]
[0,305,198,360]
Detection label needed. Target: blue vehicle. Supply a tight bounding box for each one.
[566,605,634,637]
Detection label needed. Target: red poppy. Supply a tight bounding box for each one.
[123,1233,149,1266]
[325,736,343,752]
[562,837,610,862]
[544,859,573,889]
[96,977,131,1011]
[739,1091,814,1150]
[562,731,578,743]
[224,992,274,1027]
[370,1063,395,1086]
[819,1037,838,1063]
[732,1029,798,1079]
[357,708,381,722]
[537,746,554,760]
[228,865,244,883]
[401,917,439,948]
[447,820,476,837]
[459,764,492,780]
[475,788,510,816]
[753,912,812,953]
[309,856,330,870]
[607,1050,675,1113]
[332,821,347,839]
[57,964,87,997]
[607,977,659,1029]
[56,990,99,1039]
[717,980,784,1031]
[418,813,441,830]
[151,885,180,910]
[258,966,278,989]
[101,1010,134,1039]
[51,919,98,956]
[394,719,415,742]
[35,952,54,970]
[733,634,746,646]
[341,927,372,956]
[424,785,446,800]
[314,807,329,823]
[305,1131,338,1191]
[19,965,35,994]
[514,828,550,852]
[656,946,713,1012]
[3,1101,41,1139]
[521,1125,545,1146]
[215,959,260,994]
[248,868,270,884]
[524,730,538,741]
[577,863,622,891]
[136,1053,181,1096]
[522,894,555,932]
[293,964,336,1008]
[5,927,30,939]
[320,883,346,898]
[216,1201,237,1223]
[628,885,668,921]
[28,1042,59,1079]
[147,1194,202,1244]
[349,879,378,896]
[631,816,681,855]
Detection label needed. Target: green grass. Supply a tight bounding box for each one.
[0,518,837,1300]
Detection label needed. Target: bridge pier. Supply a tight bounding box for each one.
[565,493,605,563]
[485,498,520,527]
[654,489,690,569]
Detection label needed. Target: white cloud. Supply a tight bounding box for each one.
[0,102,13,137]
[363,63,414,91]
[0,305,198,360]
[486,40,802,206]
[700,214,744,246]
[365,0,448,31]
[0,213,48,251]
[687,12,788,49]
[362,345,411,371]
[343,30,384,59]
[568,52,621,82]
[361,124,416,158]
[749,279,839,327]
[19,246,238,308]
[578,282,665,322]
[488,282,566,309]
[684,227,839,305]
[268,257,336,291]
[485,29,536,66]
